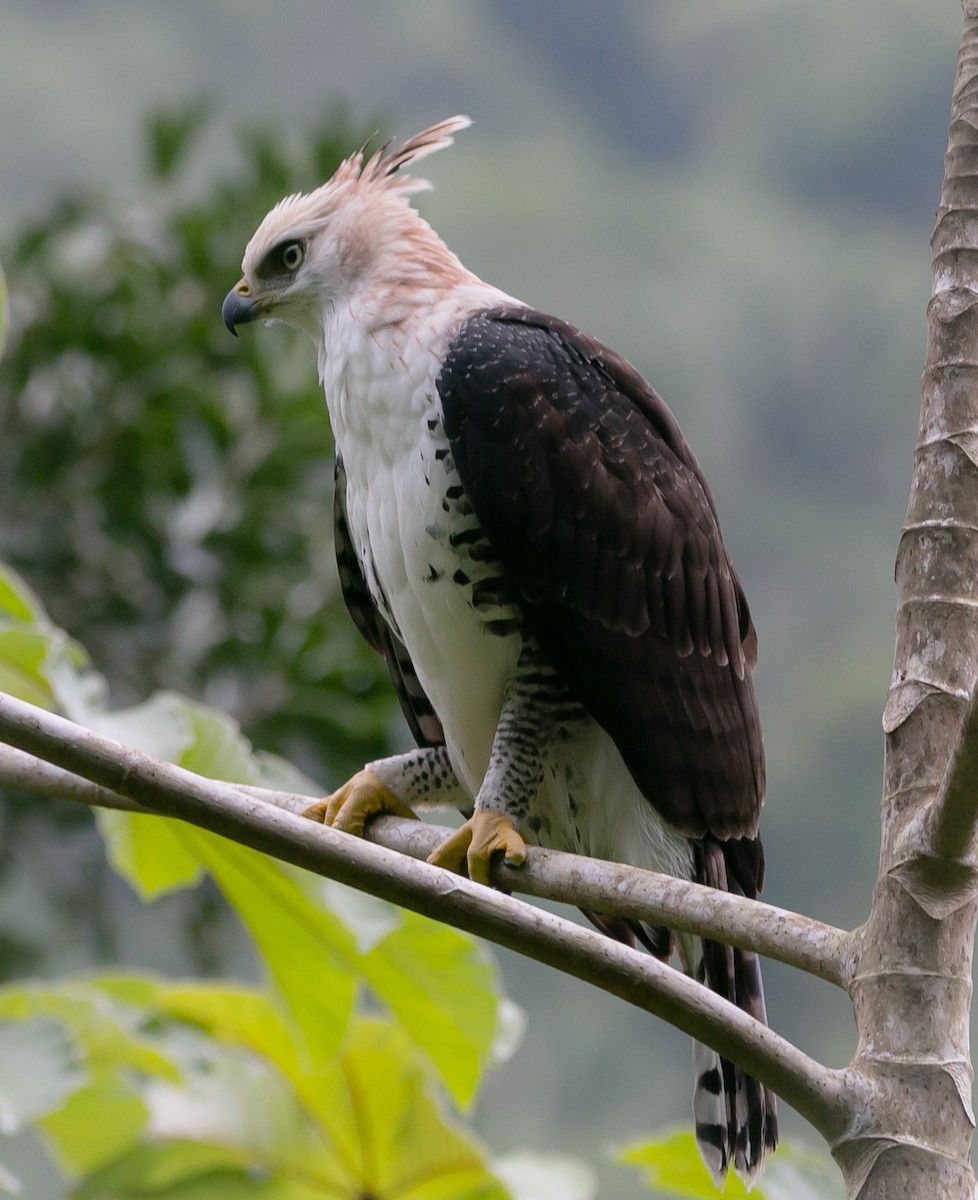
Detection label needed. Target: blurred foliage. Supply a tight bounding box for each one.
[0,105,414,988]
[0,102,398,786]
[0,560,539,1199]
[0,558,841,1197]
[616,1130,843,1200]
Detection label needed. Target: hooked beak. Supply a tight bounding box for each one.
[222,279,263,336]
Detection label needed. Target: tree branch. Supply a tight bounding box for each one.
[0,689,854,1137]
[0,730,851,989]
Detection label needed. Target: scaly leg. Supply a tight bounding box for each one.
[428,642,579,882]
[305,643,577,886]
[301,767,419,835]
[302,745,467,833]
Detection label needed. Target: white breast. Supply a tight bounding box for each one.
[320,289,521,796]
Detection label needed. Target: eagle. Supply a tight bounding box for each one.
[222,116,777,1183]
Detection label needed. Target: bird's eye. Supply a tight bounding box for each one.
[278,240,305,272]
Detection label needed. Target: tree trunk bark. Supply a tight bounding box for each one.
[836,4,978,1195]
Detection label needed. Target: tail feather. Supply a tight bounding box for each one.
[585,834,778,1187]
[692,835,778,1186]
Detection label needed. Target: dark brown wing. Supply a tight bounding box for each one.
[333,457,444,749]
[438,307,763,838]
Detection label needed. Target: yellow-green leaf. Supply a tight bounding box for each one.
[93,975,304,1093]
[175,827,357,1067]
[316,1018,510,1200]
[617,1129,756,1199]
[0,981,182,1085]
[142,1050,344,1191]
[171,697,260,784]
[96,809,204,900]
[616,1129,843,1200]
[0,1017,82,1133]
[0,564,47,624]
[72,1139,325,1200]
[0,628,56,707]
[361,910,501,1111]
[38,1068,147,1177]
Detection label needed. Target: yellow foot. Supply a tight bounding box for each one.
[427,810,526,885]
[301,767,419,837]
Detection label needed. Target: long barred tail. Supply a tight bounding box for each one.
[691,837,778,1186]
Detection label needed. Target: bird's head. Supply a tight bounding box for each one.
[222,115,472,342]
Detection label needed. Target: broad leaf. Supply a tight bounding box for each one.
[0,1018,82,1134]
[616,1130,756,1199]
[39,1068,147,1177]
[96,809,203,901]
[174,827,357,1066]
[142,1049,342,1187]
[170,698,258,785]
[313,1018,510,1200]
[616,1129,843,1200]
[0,563,47,625]
[71,1139,325,1200]
[91,975,305,1100]
[0,982,181,1085]
[0,629,58,708]
[361,910,501,1111]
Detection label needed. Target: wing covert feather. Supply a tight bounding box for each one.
[438,307,763,838]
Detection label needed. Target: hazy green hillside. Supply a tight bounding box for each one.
[0,3,965,1197]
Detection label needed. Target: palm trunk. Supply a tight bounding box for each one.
[836,4,978,1194]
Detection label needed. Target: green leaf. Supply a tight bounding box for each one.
[313,1017,510,1200]
[174,828,357,1067]
[91,693,257,900]
[361,910,501,1111]
[0,1018,82,1133]
[615,1130,843,1200]
[96,810,203,901]
[72,1139,324,1200]
[85,693,190,760]
[140,1049,343,1189]
[92,975,305,1097]
[171,697,260,785]
[39,1069,147,1177]
[0,982,182,1086]
[616,1129,755,1199]
[0,628,58,708]
[0,564,47,625]
[0,563,105,717]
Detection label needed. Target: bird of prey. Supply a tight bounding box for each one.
[223,116,777,1183]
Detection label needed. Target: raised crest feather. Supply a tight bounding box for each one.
[243,116,473,264]
[363,115,472,183]
[328,115,473,198]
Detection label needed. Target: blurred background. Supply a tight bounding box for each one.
[0,2,965,1196]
